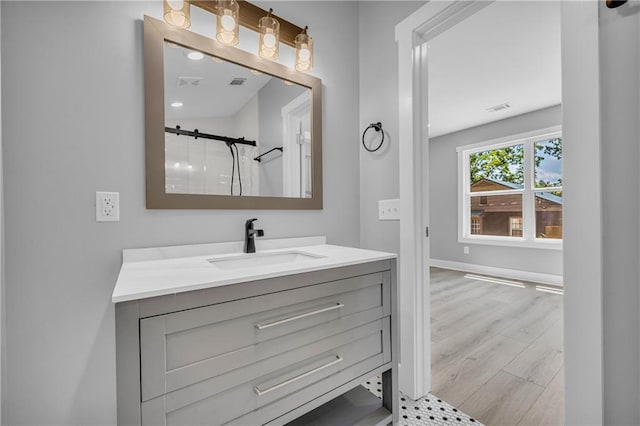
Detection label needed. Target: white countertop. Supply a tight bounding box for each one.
[112,237,396,303]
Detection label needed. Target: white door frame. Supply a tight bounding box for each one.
[281,92,310,198]
[395,2,604,424]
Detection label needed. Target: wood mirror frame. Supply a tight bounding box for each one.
[144,16,323,209]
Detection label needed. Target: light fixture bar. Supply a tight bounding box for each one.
[191,0,303,48]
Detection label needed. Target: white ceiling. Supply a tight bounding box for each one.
[427,1,561,138]
[164,44,273,121]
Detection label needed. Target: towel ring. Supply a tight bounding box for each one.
[362,122,384,152]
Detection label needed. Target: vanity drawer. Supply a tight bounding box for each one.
[141,318,390,426]
[140,271,390,401]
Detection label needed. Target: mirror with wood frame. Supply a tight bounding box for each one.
[144,16,322,209]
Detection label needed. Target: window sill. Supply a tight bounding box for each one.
[459,236,563,250]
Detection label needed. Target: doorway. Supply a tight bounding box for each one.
[396,2,603,424]
[282,92,312,198]
[427,3,564,423]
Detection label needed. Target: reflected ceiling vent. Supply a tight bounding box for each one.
[229,77,247,86]
[486,102,512,113]
[177,76,203,87]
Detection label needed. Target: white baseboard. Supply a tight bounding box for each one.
[430,258,563,287]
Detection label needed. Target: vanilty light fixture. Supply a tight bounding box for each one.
[163,0,191,29]
[164,1,314,73]
[258,9,280,60]
[216,0,240,46]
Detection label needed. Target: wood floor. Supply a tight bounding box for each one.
[430,267,564,426]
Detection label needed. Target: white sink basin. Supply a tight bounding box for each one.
[207,250,326,270]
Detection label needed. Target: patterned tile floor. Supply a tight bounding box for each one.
[362,376,484,426]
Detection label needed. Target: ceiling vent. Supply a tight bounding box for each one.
[486,102,512,113]
[229,77,247,86]
[177,76,203,87]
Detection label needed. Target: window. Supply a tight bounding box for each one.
[509,216,523,237]
[471,217,482,234]
[459,128,562,248]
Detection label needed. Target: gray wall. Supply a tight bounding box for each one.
[1,1,360,424]
[3,1,640,425]
[429,105,563,276]
[258,78,305,197]
[358,1,425,254]
[599,3,640,424]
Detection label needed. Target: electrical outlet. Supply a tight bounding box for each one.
[463,246,470,254]
[96,192,120,222]
[378,199,400,220]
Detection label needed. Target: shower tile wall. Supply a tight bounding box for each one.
[165,101,260,196]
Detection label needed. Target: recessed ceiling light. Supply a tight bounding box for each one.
[170,102,184,108]
[187,51,204,60]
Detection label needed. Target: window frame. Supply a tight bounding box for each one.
[457,126,562,250]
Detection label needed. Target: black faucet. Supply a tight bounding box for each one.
[244,218,264,253]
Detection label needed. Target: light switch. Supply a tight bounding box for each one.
[378,199,400,220]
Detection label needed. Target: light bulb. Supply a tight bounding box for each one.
[294,27,313,73]
[298,47,311,61]
[163,0,190,29]
[296,61,310,72]
[261,46,276,59]
[216,4,239,46]
[167,0,184,9]
[220,31,235,45]
[221,14,236,31]
[263,33,276,48]
[261,32,277,58]
[258,10,280,60]
[169,11,186,27]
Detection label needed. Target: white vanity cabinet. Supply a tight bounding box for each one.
[115,252,397,426]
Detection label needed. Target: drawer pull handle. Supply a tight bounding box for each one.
[255,303,344,330]
[254,356,344,396]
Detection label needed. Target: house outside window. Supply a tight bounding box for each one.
[458,127,562,249]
